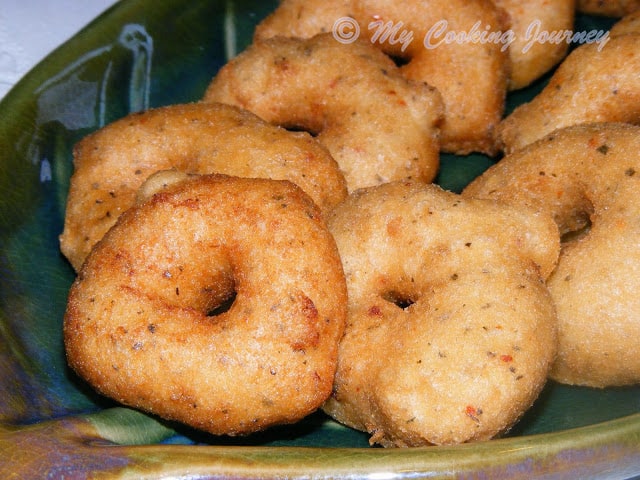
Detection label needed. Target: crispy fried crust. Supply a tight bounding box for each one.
[464,122,640,387]
[64,174,347,436]
[204,34,443,191]
[59,102,347,271]
[324,181,558,446]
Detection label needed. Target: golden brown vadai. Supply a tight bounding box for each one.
[493,0,575,90]
[464,122,640,388]
[203,33,443,192]
[59,102,347,271]
[496,28,640,154]
[323,181,559,446]
[64,174,347,436]
[253,0,509,155]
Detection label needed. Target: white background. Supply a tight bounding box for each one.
[0,0,118,100]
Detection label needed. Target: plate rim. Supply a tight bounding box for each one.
[0,0,639,477]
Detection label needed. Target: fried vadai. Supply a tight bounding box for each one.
[496,27,640,153]
[493,0,575,90]
[64,174,347,436]
[59,102,347,271]
[253,0,509,155]
[203,33,443,191]
[323,181,559,446]
[464,122,640,388]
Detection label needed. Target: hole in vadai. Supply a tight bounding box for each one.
[206,290,237,317]
[388,54,410,68]
[283,123,320,137]
[382,291,416,310]
[555,195,595,246]
[560,216,593,246]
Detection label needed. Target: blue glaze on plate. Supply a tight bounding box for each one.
[0,0,638,477]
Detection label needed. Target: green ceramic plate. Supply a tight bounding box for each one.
[1,1,639,478]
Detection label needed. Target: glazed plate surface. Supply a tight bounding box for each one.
[0,0,639,477]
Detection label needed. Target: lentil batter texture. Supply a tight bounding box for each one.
[465,123,640,387]
[64,174,347,436]
[323,181,559,446]
[59,102,347,271]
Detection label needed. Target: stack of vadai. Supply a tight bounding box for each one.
[497,14,640,153]
[253,0,509,155]
[203,33,443,191]
[59,102,347,271]
[323,181,558,446]
[64,174,347,436]
[464,123,640,387]
[59,1,640,447]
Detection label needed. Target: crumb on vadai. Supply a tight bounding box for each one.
[59,102,347,271]
[323,181,559,446]
[203,33,443,192]
[253,0,509,156]
[464,122,640,388]
[64,174,348,436]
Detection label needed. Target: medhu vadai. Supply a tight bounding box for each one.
[59,102,347,271]
[464,122,640,387]
[203,33,443,191]
[323,181,559,446]
[253,0,509,155]
[64,174,347,436]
